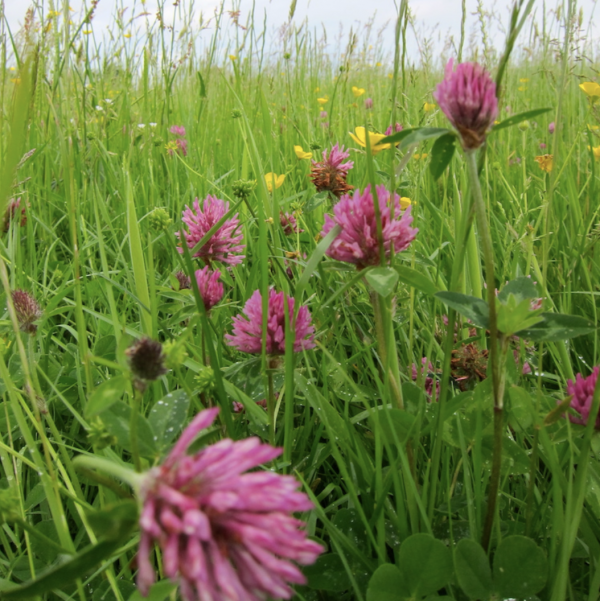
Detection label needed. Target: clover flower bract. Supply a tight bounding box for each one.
[137,407,324,601]
[177,196,245,265]
[320,185,418,269]
[225,289,315,355]
[433,59,498,150]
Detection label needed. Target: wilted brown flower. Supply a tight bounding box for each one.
[309,144,354,198]
[450,343,489,390]
[126,338,167,383]
[11,289,42,334]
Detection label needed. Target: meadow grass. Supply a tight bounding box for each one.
[1,1,600,600]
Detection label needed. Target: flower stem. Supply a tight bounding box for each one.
[465,149,503,550]
[267,367,276,445]
[130,387,143,473]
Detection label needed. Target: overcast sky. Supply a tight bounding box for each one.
[3,0,599,62]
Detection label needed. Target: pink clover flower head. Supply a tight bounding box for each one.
[169,125,186,137]
[225,289,316,355]
[194,266,224,313]
[176,138,188,157]
[384,123,403,136]
[177,196,245,265]
[137,407,324,601]
[433,59,498,150]
[280,211,303,236]
[566,367,600,428]
[548,121,555,134]
[320,110,328,119]
[539,142,547,150]
[321,185,418,269]
[364,97,373,110]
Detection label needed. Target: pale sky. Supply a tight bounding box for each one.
[3,0,599,63]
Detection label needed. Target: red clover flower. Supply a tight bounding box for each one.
[433,59,498,150]
[566,367,600,428]
[225,289,315,355]
[137,407,324,601]
[320,185,417,269]
[177,196,245,266]
[194,266,224,313]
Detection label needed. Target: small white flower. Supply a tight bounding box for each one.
[149,122,157,128]
[95,105,104,112]
[104,98,113,104]
[137,123,146,129]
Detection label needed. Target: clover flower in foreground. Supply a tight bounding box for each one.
[168,125,188,157]
[321,185,418,269]
[225,289,315,355]
[194,266,224,313]
[566,367,600,428]
[309,143,354,198]
[177,196,245,265]
[137,407,324,601]
[433,58,498,150]
[11,289,42,334]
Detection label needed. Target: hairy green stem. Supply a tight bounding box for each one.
[465,149,503,550]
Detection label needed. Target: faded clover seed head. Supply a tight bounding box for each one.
[567,367,600,429]
[177,195,245,266]
[225,289,316,355]
[11,289,42,334]
[433,59,498,150]
[137,407,324,601]
[174,271,191,290]
[320,185,418,269]
[126,337,167,382]
[309,143,354,198]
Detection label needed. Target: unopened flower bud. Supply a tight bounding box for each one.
[195,366,215,395]
[148,208,172,232]
[231,179,256,201]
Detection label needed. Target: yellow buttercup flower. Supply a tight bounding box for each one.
[352,86,365,97]
[124,33,132,38]
[519,78,530,83]
[534,154,554,173]
[400,197,412,210]
[83,29,92,34]
[388,73,393,79]
[265,173,285,192]
[588,124,599,131]
[580,82,600,98]
[317,97,328,105]
[588,146,600,160]
[376,62,382,67]
[294,145,312,160]
[423,102,436,112]
[229,54,237,61]
[413,153,428,160]
[349,127,390,155]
